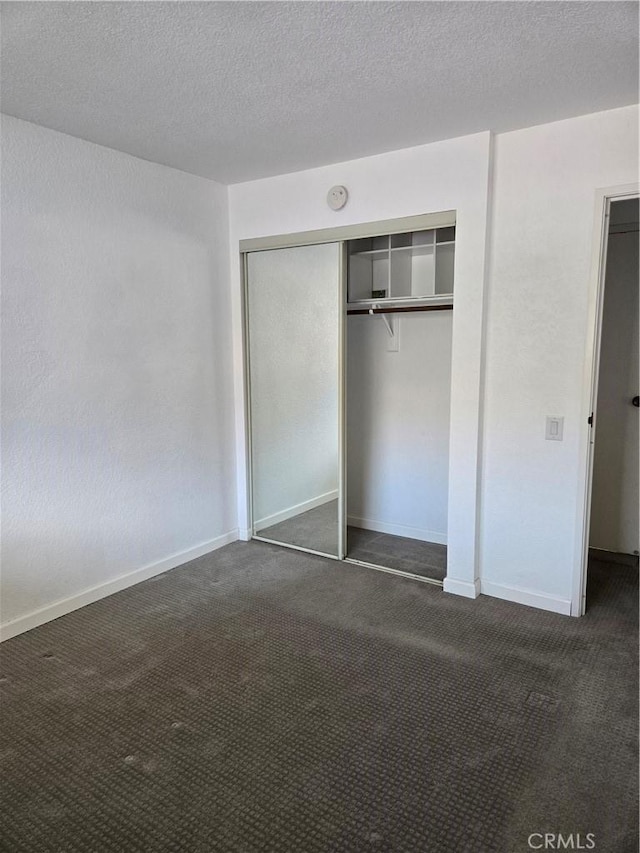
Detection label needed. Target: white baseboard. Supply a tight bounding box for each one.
[443,576,480,599]
[255,490,338,532]
[0,529,239,642]
[347,515,447,545]
[480,580,571,616]
[239,528,252,542]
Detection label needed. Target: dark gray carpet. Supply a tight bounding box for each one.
[347,527,446,581]
[257,500,339,556]
[1,544,638,852]
[258,499,446,581]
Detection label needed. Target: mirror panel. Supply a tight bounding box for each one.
[247,243,341,557]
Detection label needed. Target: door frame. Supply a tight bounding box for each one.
[573,182,639,616]
[240,211,456,573]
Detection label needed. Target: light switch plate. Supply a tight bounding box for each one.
[545,416,564,441]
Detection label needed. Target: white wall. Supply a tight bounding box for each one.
[481,105,639,614]
[1,116,237,637]
[229,132,493,600]
[230,105,639,615]
[589,223,639,555]
[6,103,635,631]
[347,312,452,544]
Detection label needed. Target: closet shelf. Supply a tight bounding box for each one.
[388,245,434,255]
[347,223,456,303]
[350,248,389,257]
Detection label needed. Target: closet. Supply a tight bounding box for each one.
[243,212,455,585]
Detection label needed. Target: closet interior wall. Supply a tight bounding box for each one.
[346,310,452,546]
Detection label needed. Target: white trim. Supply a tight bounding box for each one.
[252,536,339,560]
[573,182,640,617]
[0,530,239,642]
[238,527,252,542]
[347,515,447,545]
[240,251,253,541]
[254,490,338,532]
[338,242,347,560]
[481,580,571,616]
[239,210,456,253]
[443,576,480,599]
[343,557,443,587]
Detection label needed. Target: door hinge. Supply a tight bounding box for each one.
[587,413,594,427]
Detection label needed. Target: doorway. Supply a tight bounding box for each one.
[345,314,452,585]
[584,196,639,610]
[342,226,454,584]
[242,212,455,587]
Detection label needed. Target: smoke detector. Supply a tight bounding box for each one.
[327,185,348,211]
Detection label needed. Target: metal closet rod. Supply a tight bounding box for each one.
[346,304,453,316]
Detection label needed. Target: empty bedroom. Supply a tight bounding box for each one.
[1,2,638,851]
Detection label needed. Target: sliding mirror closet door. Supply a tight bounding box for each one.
[246,243,343,558]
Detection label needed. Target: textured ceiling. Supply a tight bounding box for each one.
[1,1,638,184]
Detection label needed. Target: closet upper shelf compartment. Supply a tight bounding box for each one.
[347,226,455,304]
